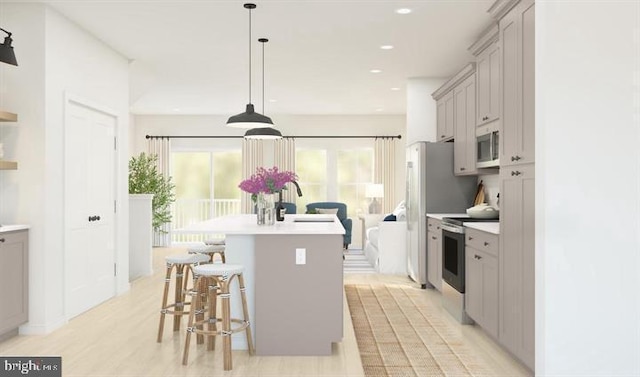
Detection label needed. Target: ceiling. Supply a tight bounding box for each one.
[30,0,493,115]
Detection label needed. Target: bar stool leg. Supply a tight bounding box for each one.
[182,276,202,366]
[157,262,174,343]
[173,264,186,331]
[238,273,254,355]
[206,277,219,351]
[220,277,233,371]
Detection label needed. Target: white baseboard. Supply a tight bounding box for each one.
[19,316,67,335]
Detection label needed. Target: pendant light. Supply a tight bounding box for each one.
[0,28,18,66]
[245,38,282,139]
[226,3,274,129]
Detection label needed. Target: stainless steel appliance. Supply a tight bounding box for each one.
[441,217,498,323]
[405,142,476,288]
[476,129,499,168]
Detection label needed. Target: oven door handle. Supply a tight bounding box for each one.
[441,223,465,234]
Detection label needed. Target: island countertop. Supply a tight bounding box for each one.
[178,214,346,235]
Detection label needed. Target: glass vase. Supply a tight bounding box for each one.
[256,192,276,225]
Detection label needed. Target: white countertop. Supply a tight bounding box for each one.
[177,214,346,235]
[464,222,500,235]
[0,225,30,233]
[426,213,468,220]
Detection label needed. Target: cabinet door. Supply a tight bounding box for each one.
[477,43,500,126]
[500,0,534,167]
[454,74,477,176]
[427,230,442,291]
[437,91,455,142]
[499,163,534,368]
[0,230,28,335]
[466,246,499,339]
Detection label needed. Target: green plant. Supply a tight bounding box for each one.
[128,152,176,232]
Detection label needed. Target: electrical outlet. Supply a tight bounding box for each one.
[296,248,306,265]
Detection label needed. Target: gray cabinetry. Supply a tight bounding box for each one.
[499,163,534,369]
[465,228,499,339]
[453,74,478,176]
[436,91,455,142]
[476,41,500,127]
[427,218,442,291]
[500,0,535,167]
[0,229,29,339]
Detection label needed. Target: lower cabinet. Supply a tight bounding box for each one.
[427,218,442,291]
[0,229,29,338]
[465,246,499,339]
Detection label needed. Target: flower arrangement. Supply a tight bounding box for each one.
[239,166,299,200]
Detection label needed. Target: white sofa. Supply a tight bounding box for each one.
[363,219,407,274]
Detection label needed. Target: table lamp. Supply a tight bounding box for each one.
[365,184,384,214]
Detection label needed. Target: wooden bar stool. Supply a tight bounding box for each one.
[182,264,254,371]
[157,253,210,343]
[188,243,226,263]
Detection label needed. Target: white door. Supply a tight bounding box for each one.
[65,98,116,319]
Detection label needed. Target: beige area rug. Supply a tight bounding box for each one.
[345,284,495,377]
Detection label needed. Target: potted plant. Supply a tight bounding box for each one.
[128,152,176,233]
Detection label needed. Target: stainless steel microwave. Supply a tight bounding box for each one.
[477,130,499,168]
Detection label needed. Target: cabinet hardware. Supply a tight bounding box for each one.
[511,171,522,176]
[441,135,445,138]
[428,223,432,227]
[511,155,522,161]
[468,236,473,240]
[484,242,489,246]
[96,215,101,221]
[432,236,437,240]
[0,238,4,243]
[460,167,465,171]
[475,254,482,260]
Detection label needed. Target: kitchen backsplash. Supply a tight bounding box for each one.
[478,174,500,209]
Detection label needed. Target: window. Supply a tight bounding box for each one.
[295,145,373,217]
[171,150,242,243]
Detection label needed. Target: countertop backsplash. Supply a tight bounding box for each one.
[478,174,500,209]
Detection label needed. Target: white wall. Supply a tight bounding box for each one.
[0,3,130,334]
[536,1,640,375]
[406,78,446,144]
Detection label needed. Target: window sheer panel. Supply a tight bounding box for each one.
[374,138,397,213]
[295,149,327,207]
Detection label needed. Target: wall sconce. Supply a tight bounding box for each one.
[0,28,18,66]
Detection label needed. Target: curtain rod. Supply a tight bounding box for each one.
[145,134,402,140]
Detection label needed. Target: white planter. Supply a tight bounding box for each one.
[129,194,154,281]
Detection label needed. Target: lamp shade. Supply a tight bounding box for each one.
[365,183,384,198]
[244,127,282,140]
[226,104,274,128]
[0,34,17,66]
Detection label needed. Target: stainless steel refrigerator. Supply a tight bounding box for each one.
[405,142,477,288]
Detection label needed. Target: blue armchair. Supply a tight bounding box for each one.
[305,202,352,249]
[281,202,297,214]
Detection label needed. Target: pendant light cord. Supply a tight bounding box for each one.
[262,40,265,113]
[248,7,252,104]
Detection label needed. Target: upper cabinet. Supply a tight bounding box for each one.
[469,24,501,127]
[499,0,535,167]
[436,91,455,142]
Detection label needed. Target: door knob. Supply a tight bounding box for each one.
[96,216,101,221]
[88,216,94,222]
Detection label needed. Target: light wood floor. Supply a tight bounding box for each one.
[0,248,531,376]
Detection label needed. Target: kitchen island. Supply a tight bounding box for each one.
[179,214,345,356]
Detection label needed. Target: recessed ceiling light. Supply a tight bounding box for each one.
[395,8,412,15]
[380,45,394,50]
[370,69,382,73]
[391,87,400,91]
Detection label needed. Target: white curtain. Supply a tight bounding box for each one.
[374,137,397,213]
[274,137,297,202]
[148,137,171,247]
[241,139,265,213]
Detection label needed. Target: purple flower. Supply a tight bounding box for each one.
[239,166,298,195]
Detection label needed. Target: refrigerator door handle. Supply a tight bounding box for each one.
[406,161,413,231]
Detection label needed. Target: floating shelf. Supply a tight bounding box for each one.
[0,161,18,170]
[0,111,18,122]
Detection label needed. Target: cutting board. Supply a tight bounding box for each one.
[473,181,485,205]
